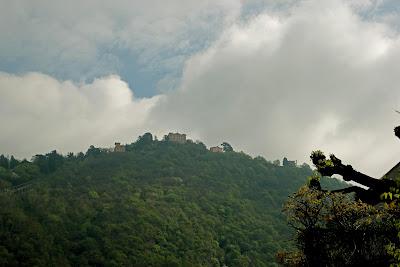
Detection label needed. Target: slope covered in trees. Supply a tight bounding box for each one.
[0,136,342,266]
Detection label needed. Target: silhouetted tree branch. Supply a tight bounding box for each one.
[395,126,400,139]
[309,125,399,203]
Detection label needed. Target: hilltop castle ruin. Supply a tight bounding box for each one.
[165,133,187,144]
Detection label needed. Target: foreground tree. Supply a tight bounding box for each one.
[278,185,398,266]
[278,125,400,266]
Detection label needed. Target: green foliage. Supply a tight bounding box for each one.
[126,132,154,151]
[281,149,400,266]
[86,145,101,157]
[310,151,335,177]
[0,137,340,266]
[9,155,19,169]
[13,162,40,184]
[33,150,64,174]
[382,184,400,266]
[221,142,234,152]
[0,155,9,169]
[281,186,398,266]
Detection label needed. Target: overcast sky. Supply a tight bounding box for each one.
[1,0,400,177]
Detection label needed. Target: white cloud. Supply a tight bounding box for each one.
[150,0,400,177]
[0,72,160,158]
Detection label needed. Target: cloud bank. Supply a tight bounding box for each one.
[0,72,160,157]
[1,0,400,177]
[150,0,400,176]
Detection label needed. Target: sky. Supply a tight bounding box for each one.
[1,0,400,177]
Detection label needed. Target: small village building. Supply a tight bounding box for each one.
[114,142,126,152]
[210,146,223,153]
[167,133,187,144]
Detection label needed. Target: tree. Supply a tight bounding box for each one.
[9,156,19,169]
[280,124,400,266]
[310,150,396,204]
[13,162,40,184]
[0,155,9,169]
[47,150,64,172]
[77,152,85,160]
[126,132,154,151]
[307,124,400,203]
[86,145,101,157]
[33,154,49,173]
[221,142,233,152]
[32,151,64,174]
[280,186,396,266]
[135,132,153,147]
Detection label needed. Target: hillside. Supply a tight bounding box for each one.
[0,136,342,266]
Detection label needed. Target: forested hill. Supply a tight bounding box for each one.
[0,136,341,266]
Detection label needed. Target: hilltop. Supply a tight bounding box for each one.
[0,134,343,266]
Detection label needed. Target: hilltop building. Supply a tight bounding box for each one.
[166,133,187,144]
[114,142,126,152]
[210,146,223,153]
[283,157,296,167]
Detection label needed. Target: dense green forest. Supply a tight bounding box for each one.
[0,134,343,266]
